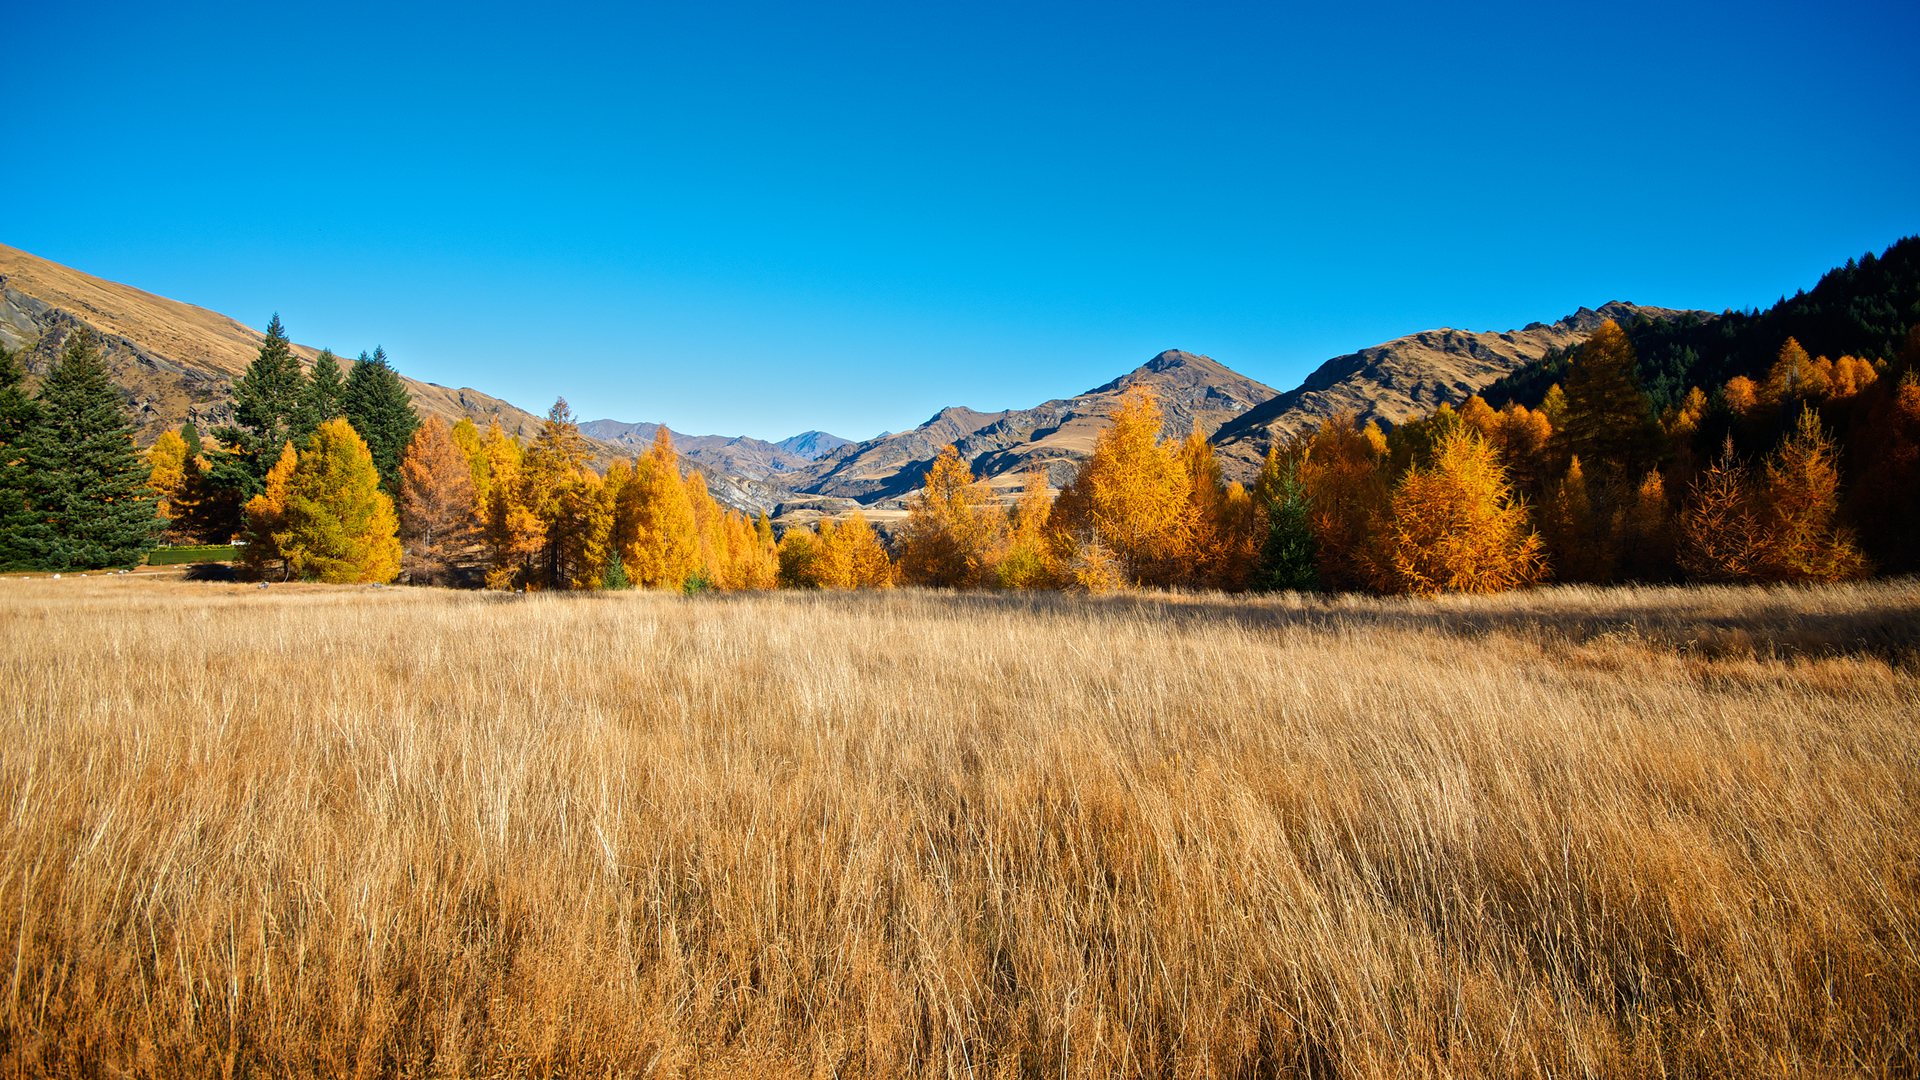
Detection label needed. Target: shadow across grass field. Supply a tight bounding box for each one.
[0,577,1914,1077]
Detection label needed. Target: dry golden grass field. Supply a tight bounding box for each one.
[1,574,1916,1078]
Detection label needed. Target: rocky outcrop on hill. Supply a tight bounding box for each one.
[786,350,1280,505]
[1208,302,1716,482]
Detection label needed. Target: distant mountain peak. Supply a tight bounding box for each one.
[774,430,851,461]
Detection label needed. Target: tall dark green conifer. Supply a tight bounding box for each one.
[0,344,44,569]
[298,348,346,441]
[343,346,419,497]
[22,331,165,569]
[211,314,307,499]
[1561,319,1660,473]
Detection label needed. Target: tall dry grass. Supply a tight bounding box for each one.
[0,575,1915,1077]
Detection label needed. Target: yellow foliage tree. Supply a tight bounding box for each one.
[1374,426,1545,595]
[995,469,1055,588]
[144,428,203,543]
[1047,387,1190,587]
[1756,406,1868,581]
[281,417,402,583]
[241,441,299,579]
[1297,412,1389,592]
[898,444,994,587]
[614,428,702,590]
[776,526,824,588]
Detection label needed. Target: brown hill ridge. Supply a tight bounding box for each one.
[1208,301,1715,482]
[0,243,555,441]
[0,243,795,515]
[786,350,1280,507]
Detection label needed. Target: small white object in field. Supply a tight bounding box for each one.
[257,582,269,590]
[51,574,59,579]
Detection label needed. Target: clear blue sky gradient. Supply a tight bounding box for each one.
[8,1,1916,441]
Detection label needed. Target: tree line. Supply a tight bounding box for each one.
[5,310,1915,593]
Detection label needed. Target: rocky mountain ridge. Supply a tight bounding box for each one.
[1208,301,1717,482]
[785,350,1281,506]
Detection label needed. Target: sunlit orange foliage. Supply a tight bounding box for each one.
[614,429,701,590]
[899,445,995,587]
[399,416,479,585]
[1373,426,1545,595]
[1297,412,1388,592]
[1677,439,1766,583]
[814,512,892,589]
[995,470,1055,589]
[1048,388,1191,587]
[1828,355,1879,402]
[1179,433,1255,590]
[1723,376,1761,418]
[240,441,299,580]
[1757,406,1868,582]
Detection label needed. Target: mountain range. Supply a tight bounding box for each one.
[0,241,1715,527]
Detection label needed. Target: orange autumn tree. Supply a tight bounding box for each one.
[995,469,1055,588]
[1756,406,1868,582]
[1178,432,1256,590]
[241,441,300,579]
[280,417,402,583]
[1677,438,1767,582]
[399,415,479,585]
[1297,412,1389,591]
[898,444,995,587]
[814,512,893,589]
[614,428,702,590]
[1373,425,1545,595]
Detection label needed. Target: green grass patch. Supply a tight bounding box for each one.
[148,545,241,566]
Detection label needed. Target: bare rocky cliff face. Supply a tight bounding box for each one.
[1207,302,1716,482]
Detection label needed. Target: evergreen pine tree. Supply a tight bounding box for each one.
[210,314,307,500]
[22,330,165,569]
[1251,447,1317,592]
[342,346,420,498]
[1561,320,1660,474]
[601,550,632,590]
[298,348,347,440]
[0,344,44,569]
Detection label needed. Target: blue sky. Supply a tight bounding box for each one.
[8,1,1915,441]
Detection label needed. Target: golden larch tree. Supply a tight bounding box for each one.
[1297,412,1389,592]
[1677,438,1767,582]
[615,429,702,590]
[281,417,402,583]
[240,441,299,579]
[1048,387,1190,587]
[996,469,1055,588]
[1756,406,1868,581]
[1560,319,1658,473]
[1375,425,1545,595]
[399,416,479,585]
[898,444,994,587]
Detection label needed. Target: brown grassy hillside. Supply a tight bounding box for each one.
[0,242,553,442]
[0,577,1914,1077]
